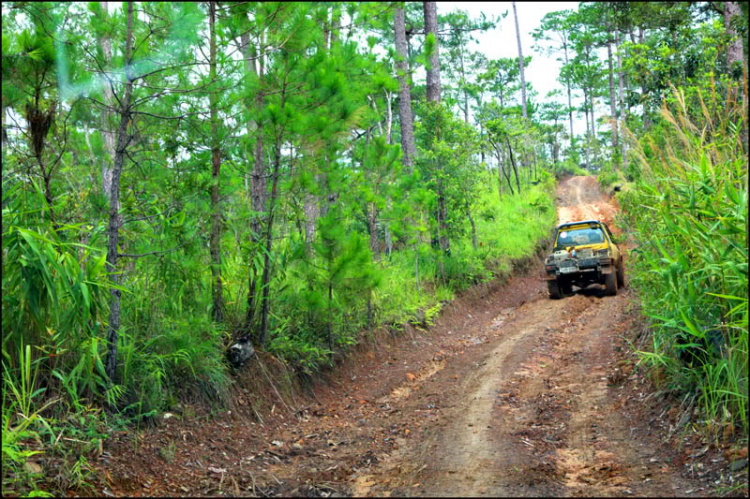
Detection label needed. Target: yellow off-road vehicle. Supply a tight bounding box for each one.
[544,220,624,299]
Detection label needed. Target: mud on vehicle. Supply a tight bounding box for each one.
[544,220,624,299]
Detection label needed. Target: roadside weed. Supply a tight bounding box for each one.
[620,82,748,439]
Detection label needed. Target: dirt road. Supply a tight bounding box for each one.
[99,176,738,497]
[347,176,696,497]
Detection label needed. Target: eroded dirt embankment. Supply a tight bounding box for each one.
[95,176,742,498]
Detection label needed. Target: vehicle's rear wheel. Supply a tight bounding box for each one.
[548,280,561,299]
[605,269,618,296]
[616,259,625,288]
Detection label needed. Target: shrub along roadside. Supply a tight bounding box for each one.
[249,171,557,376]
[615,83,748,442]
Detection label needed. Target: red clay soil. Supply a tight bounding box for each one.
[82,176,747,497]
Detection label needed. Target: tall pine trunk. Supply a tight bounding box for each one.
[724,2,745,77]
[466,199,477,251]
[394,7,416,170]
[241,30,267,330]
[616,29,628,172]
[564,42,574,147]
[496,144,504,196]
[512,1,528,120]
[423,2,441,103]
[606,21,618,169]
[424,1,449,278]
[257,74,288,347]
[583,87,591,170]
[208,1,224,323]
[98,2,116,205]
[105,0,134,383]
[638,27,650,129]
[506,136,521,194]
[512,1,531,184]
[383,89,394,256]
[368,203,380,261]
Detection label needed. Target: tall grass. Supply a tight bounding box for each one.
[619,82,748,439]
[1,179,230,418]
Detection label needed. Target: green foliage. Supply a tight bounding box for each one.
[596,162,620,188]
[0,3,561,493]
[2,344,58,496]
[620,83,748,440]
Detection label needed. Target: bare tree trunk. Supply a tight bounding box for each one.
[97,2,121,229]
[583,87,591,170]
[1,103,7,146]
[503,152,514,194]
[394,7,416,170]
[588,84,596,139]
[327,282,334,352]
[563,42,574,147]
[466,200,477,250]
[241,30,267,328]
[258,140,281,348]
[606,22,618,171]
[424,0,448,279]
[105,0,134,383]
[368,202,380,261]
[208,1,224,323]
[512,1,532,183]
[637,27,650,129]
[496,145,504,196]
[423,2,441,104]
[724,2,745,76]
[384,198,393,256]
[616,29,628,172]
[506,136,521,194]
[493,142,513,195]
[384,88,393,141]
[553,138,560,165]
[99,2,116,204]
[463,89,470,124]
[383,89,393,256]
[479,122,486,165]
[303,191,318,252]
[512,1,528,121]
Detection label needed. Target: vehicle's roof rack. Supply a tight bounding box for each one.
[556,220,601,229]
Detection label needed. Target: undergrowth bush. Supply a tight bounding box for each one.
[1,180,231,495]
[261,171,557,375]
[619,82,748,440]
